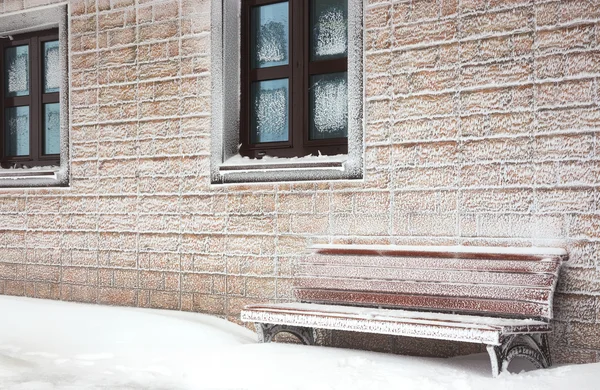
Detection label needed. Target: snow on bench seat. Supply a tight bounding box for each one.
[241,302,551,346]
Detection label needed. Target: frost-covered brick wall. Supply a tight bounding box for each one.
[0,0,599,364]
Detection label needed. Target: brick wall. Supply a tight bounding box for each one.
[0,0,599,364]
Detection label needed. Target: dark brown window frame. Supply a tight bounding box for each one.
[0,28,60,169]
[240,0,348,159]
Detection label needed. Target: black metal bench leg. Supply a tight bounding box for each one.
[255,323,315,345]
[487,334,552,377]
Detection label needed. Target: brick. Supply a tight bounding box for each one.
[460,189,534,213]
[477,36,513,62]
[565,50,600,76]
[462,137,532,163]
[98,287,137,306]
[557,266,600,294]
[366,27,393,51]
[460,164,504,187]
[535,24,594,54]
[553,294,598,323]
[394,93,455,118]
[536,189,595,213]
[366,4,391,28]
[461,8,532,38]
[460,0,486,13]
[559,0,600,24]
[461,59,532,88]
[536,79,595,107]
[411,69,459,92]
[148,291,179,310]
[460,86,532,113]
[394,20,456,47]
[191,294,226,315]
[569,214,600,240]
[534,54,565,79]
[409,0,440,22]
[533,133,594,161]
[535,1,560,26]
[568,323,600,350]
[245,277,276,299]
[393,166,458,189]
[393,117,458,142]
[405,213,457,236]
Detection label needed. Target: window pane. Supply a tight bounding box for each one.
[310,72,348,140]
[4,45,29,97]
[251,2,289,69]
[5,106,30,157]
[311,0,348,61]
[251,78,289,143]
[44,40,60,93]
[44,103,60,155]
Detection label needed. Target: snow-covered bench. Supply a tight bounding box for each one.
[241,244,568,377]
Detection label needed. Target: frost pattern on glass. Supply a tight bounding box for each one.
[44,41,60,93]
[310,72,348,140]
[44,103,60,155]
[5,45,29,97]
[312,1,348,60]
[251,79,289,143]
[251,2,289,69]
[5,106,30,157]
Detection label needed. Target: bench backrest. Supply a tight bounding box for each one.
[294,245,567,321]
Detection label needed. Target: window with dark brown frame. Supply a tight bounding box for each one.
[240,0,349,159]
[0,29,60,169]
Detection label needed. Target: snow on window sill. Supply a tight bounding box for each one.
[219,154,347,173]
[214,153,360,184]
[0,166,67,188]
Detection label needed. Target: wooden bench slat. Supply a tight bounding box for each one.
[297,264,556,287]
[301,255,561,274]
[241,302,552,346]
[295,277,551,303]
[295,289,551,318]
[311,244,568,261]
[243,302,551,332]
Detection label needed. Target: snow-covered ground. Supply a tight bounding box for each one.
[0,296,598,390]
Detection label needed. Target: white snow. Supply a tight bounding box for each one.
[220,153,348,173]
[1,295,598,390]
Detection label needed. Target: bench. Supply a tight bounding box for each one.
[241,244,567,377]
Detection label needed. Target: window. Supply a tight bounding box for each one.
[211,0,362,184]
[240,0,349,159]
[0,4,68,187]
[0,29,60,168]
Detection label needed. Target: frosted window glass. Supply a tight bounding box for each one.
[4,45,29,97]
[311,0,348,61]
[44,103,60,155]
[251,78,289,143]
[309,72,348,140]
[5,106,30,156]
[44,40,60,93]
[251,2,289,69]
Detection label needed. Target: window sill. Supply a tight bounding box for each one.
[220,154,347,172]
[0,167,68,188]
[214,154,361,184]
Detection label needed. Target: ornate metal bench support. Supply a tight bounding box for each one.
[487,334,552,378]
[255,323,316,345]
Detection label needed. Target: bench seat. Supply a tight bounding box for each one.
[242,302,551,346]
